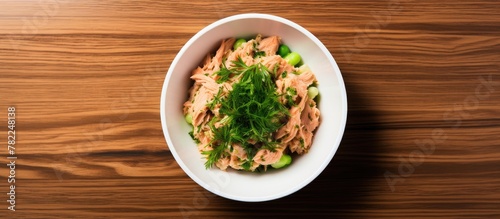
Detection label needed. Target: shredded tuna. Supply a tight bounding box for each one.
[258,36,281,56]
[225,39,256,68]
[215,157,230,171]
[253,147,285,165]
[183,35,321,171]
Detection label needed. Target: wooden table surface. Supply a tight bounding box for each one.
[1,0,499,218]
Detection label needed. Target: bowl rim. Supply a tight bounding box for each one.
[160,13,348,202]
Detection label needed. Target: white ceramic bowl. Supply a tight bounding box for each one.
[160,13,347,202]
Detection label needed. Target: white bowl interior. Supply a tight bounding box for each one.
[160,14,347,202]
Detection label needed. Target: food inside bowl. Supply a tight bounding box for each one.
[183,34,320,172]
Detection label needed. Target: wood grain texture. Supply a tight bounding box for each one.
[1,0,500,218]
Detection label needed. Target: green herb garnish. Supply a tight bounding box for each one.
[285,87,297,107]
[204,124,231,169]
[254,51,266,58]
[281,71,287,78]
[203,57,289,169]
[206,87,223,110]
[214,61,234,84]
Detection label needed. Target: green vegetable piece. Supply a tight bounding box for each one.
[233,38,246,50]
[284,52,301,66]
[307,86,319,100]
[277,44,291,57]
[185,113,193,125]
[298,64,310,74]
[281,71,287,78]
[271,154,292,169]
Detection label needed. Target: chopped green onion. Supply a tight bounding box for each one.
[233,38,246,50]
[284,52,301,66]
[271,154,292,169]
[185,113,193,125]
[307,87,319,100]
[298,64,311,74]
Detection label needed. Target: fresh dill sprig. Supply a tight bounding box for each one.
[203,56,289,169]
[204,124,231,169]
[206,87,224,110]
[214,61,235,84]
[231,56,248,72]
[215,67,231,84]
